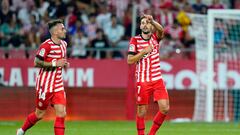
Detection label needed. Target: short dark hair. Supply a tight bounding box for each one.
[139,15,147,23]
[48,19,63,30]
[96,28,103,33]
[111,14,117,19]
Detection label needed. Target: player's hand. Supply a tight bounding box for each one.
[143,14,154,23]
[143,44,153,54]
[64,62,70,68]
[56,59,67,67]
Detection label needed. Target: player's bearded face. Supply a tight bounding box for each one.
[57,24,67,39]
[140,18,152,34]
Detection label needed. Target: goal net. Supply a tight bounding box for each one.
[190,10,240,122]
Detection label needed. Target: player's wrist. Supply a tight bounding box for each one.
[150,20,156,25]
[141,50,148,55]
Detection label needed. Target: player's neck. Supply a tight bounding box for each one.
[141,33,151,41]
[51,36,61,45]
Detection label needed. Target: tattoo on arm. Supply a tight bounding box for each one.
[34,57,52,68]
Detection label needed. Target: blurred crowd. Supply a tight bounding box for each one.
[0,0,238,59]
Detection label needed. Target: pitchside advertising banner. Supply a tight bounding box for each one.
[0,59,239,89]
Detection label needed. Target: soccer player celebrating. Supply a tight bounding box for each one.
[17,19,69,135]
[127,14,169,135]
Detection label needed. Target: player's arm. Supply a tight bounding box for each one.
[34,57,67,68]
[127,45,152,64]
[34,57,52,67]
[34,44,68,68]
[144,14,164,40]
[151,20,164,39]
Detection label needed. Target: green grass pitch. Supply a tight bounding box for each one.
[0,121,239,135]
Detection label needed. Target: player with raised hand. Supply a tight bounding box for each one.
[128,14,169,135]
[17,19,69,135]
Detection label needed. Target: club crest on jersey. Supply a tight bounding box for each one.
[129,44,135,52]
[39,48,45,57]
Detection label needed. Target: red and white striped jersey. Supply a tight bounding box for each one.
[128,33,162,83]
[35,39,67,93]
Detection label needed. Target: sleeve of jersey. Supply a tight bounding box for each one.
[63,41,68,47]
[128,37,137,55]
[35,44,50,61]
[153,32,161,43]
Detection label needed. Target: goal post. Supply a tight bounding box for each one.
[191,9,240,122]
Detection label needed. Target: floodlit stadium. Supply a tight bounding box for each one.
[0,0,240,135]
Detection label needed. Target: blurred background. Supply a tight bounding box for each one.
[0,0,240,125]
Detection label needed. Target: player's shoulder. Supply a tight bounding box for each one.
[38,39,54,52]
[131,35,142,40]
[40,39,53,47]
[60,40,68,46]
[152,32,163,41]
[130,35,141,43]
[152,32,158,39]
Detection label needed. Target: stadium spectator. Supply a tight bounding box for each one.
[155,1,176,27]
[104,14,125,59]
[74,4,89,25]
[85,13,98,41]
[38,12,51,42]
[96,4,111,29]
[181,30,195,59]
[30,3,41,23]
[181,0,193,13]
[209,0,225,9]
[24,15,41,48]
[192,0,208,14]
[0,14,23,48]
[151,0,167,9]
[174,0,189,11]
[0,0,14,24]
[90,28,110,59]
[71,28,89,59]
[67,19,85,38]
[17,2,32,26]
[37,0,50,17]
[135,0,150,13]
[226,20,240,48]
[159,33,175,59]
[176,3,192,31]
[108,0,129,18]
[123,3,133,39]
[234,0,240,9]
[54,0,68,19]
[164,19,184,47]
[64,5,77,35]
[10,0,35,12]
[214,19,226,48]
